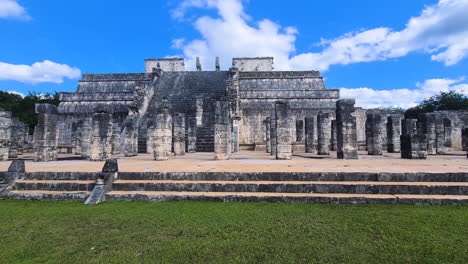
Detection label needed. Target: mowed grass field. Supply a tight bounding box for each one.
[0,200,466,264]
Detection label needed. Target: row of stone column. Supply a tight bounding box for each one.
[264,99,359,160]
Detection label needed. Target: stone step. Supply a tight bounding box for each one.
[112,180,468,195]
[106,191,468,205]
[22,172,99,181]
[7,190,90,201]
[15,180,95,192]
[117,172,468,182]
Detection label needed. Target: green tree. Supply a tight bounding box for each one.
[0,91,60,134]
[405,91,468,119]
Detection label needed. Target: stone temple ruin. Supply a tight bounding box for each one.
[0,57,467,205]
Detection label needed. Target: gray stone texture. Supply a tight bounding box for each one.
[317,112,331,155]
[295,120,304,142]
[0,108,12,161]
[33,104,59,162]
[417,113,437,155]
[90,110,113,161]
[275,102,293,160]
[462,127,468,158]
[124,113,138,157]
[304,117,316,153]
[331,120,337,151]
[264,118,271,153]
[270,114,277,156]
[401,134,428,159]
[214,101,231,160]
[402,119,417,136]
[336,99,358,159]
[387,115,402,153]
[186,118,197,153]
[153,107,172,161]
[172,113,186,156]
[365,112,384,155]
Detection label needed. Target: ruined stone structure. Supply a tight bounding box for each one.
[274,102,293,160]
[0,108,12,161]
[153,106,172,161]
[304,117,315,153]
[336,99,358,159]
[214,101,231,160]
[90,109,113,161]
[386,115,402,153]
[33,104,59,162]
[401,134,428,159]
[365,112,384,155]
[462,127,468,158]
[317,112,331,155]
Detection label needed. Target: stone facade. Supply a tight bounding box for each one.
[33,104,59,162]
[305,117,315,153]
[153,107,172,161]
[275,102,293,160]
[387,115,402,153]
[317,112,331,155]
[90,110,113,161]
[214,101,231,160]
[462,127,468,158]
[0,108,12,161]
[402,119,417,136]
[173,113,186,156]
[365,112,384,155]
[336,99,358,159]
[401,134,427,159]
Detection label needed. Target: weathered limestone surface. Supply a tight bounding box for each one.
[418,113,437,155]
[270,114,277,156]
[0,108,12,161]
[336,99,358,159]
[265,118,271,153]
[365,112,384,155]
[295,120,304,142]
[402,119,417,136]
[124,113,138,157]
[186,118,197,153]
[275,102,293,160]
[153,107,172,161]
[331,120,337,151]
[90,110,113,161]
[214,101,231,160]
[317,112,331,155]
[305,117,315,153]
[401,134,427,159]
[9,118,28,158]
[387,115,402,153]
[33,104,59,162]
[172,113,186,156]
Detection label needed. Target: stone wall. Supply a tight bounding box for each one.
[232,57,274,71]
[144,58,185,72]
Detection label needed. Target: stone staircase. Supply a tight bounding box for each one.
[105,172,468,205]
[7,172,96,201]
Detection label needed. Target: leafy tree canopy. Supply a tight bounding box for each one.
[0,91,60,134]
[405,91,468,119]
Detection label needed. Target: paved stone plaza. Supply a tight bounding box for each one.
[1,151,466,173]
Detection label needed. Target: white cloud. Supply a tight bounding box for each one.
[172,0,468,71]
[340,77,468,109]
[0,60,82,84]
[0,0,30,20]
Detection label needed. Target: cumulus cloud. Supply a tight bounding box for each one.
[340,78,468,109]
[172,0,468,71]
[5,90,24,97]
[0,60,82,84]
[0,0,30,20]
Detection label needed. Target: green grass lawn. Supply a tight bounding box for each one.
[0,200,466,264]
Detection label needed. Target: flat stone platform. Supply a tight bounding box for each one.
[1,151,466,173]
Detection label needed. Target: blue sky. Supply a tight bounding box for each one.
[0,0,467,108]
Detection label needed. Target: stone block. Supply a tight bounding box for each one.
[275,102,293,160]
[401,134,427,159]
[336,99,358,159]
[317,112,331,155]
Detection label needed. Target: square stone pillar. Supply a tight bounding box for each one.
[296,119,304,142]
[153,107,172,161]
[173,113,186,156]
[305,117,315,153]
[232,118,240,153]
[336,99,358,159]
[265,117,271,153]
[186,117,197,153]
[214,101,231,160]
[386,115,402,153]
[417,113,437,155]
[331,120,337,151]
[80,117,92,158]
[462,127,468,158]
[401,134,427,159]
[146,118,156,154]
[402,119,417,136]
[124,114,138,157]
[111,123,121,155]
[275,102,293,160]
[33,104,59,162]
[365,112,384,155]
[270,113,277,156]
[90,110,113,161]
[0,108,12,161]
[317,112,331,155]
